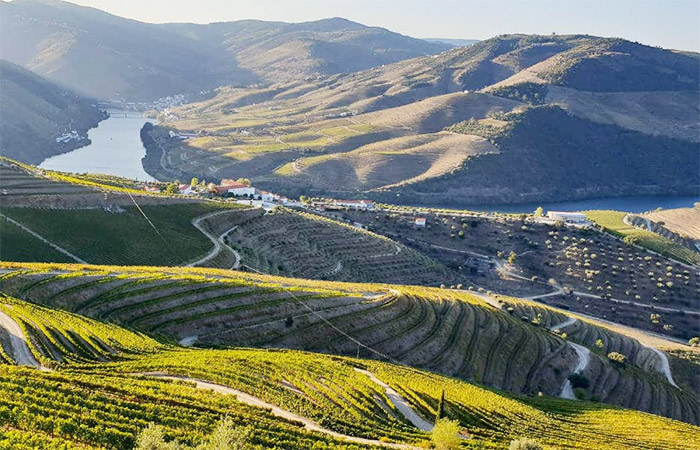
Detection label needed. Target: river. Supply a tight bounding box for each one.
[39,111,155,181]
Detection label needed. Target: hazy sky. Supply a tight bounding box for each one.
[58,0,700,51]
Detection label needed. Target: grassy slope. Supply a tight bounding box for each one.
[0,293,697,450]
[585,210,700,266]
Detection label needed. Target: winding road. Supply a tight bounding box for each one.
[548,317,591,400]
[187,210,243,269]
[138,372,423,449]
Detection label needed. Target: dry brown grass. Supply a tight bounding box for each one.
[643,207,700,241]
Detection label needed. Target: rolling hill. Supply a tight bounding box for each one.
[150,34,700,205]
[0,262,698,429]
[0,285,696,449]
[0,60,106,164]
[0,0,448,102]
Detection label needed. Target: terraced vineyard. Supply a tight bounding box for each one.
[1,263,697,425]
[230,208,459,285]
[0,320,698,449]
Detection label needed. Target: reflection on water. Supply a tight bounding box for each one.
[39,111,155,181]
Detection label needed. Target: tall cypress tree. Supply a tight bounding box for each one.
[435,389,445,423]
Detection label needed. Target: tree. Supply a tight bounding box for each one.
[689,337,700,347]
[534,206,544,217]
[431,418,461,450]
[595,338,604,350]
[608,352,627,366]
[435,389,445,422]
[236,178,251,186]
[507,251,517,264]
[164,182,179,195]
[196,418,254,450]
[509,437,543,450]
[135,424,180,450]
[190,177,199,187]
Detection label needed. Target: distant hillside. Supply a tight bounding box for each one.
[423,38,480,47]
[0,60,105,164]
[0,0,448,101]
[152,33,700,205]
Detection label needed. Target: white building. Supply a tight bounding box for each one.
[178,184,196,195]
[216,182,255,197]
[415,217,427,227]
[546,211,588,224]
[333,199,374,210]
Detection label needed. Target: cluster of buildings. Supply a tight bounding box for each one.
[169,179,296,209]
[55,131,85,144]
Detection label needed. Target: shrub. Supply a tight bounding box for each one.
[431,418,461,450]
[689,337,700,347]
[568,373,590,389]
[608,352,627,366]
[509,437,543,450]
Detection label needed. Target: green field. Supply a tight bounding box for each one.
[585,210,700,265]
[0,203,235,266]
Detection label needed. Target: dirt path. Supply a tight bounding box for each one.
[643,345,678,388]
[187,210,243,268]
[548,317,591,400]
[0,213,87,263]
[0,309,43,368]
[354,368,434,432]
[137,372,419,449]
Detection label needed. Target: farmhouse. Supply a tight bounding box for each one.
[415,217,427,227]
[215,182,255,197]
[547,211,588,224]
[333,199,375,210]
[178,184,196,195]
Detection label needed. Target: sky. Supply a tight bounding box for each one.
[45,0,700,51]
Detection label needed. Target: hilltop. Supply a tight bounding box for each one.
[0,60,106,164]
[0,0,448,102]
[149,34,700,205]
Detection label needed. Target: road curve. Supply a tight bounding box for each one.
[137,372,421,449]
[548,318,591,400]
[0,309,42,368]
[187,210,244,268]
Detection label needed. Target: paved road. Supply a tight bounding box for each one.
[0,309,42,368]
[138,372,420,449]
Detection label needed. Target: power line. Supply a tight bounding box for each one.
[239,263,403,366]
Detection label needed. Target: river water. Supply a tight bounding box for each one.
[456,196,699,214]
[38,112,697,212]
[39,111,155,181]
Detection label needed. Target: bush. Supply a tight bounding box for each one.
[509,437,543,450]
[608,352,627,366]
[568,373,590,389]
[431,418,461,450]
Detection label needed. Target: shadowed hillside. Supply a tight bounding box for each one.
[0,60,106,164]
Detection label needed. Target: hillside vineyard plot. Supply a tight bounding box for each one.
[0,304,698,450]
[0,203,238,266]
[229,208,458,285]
[1,263,697,425]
